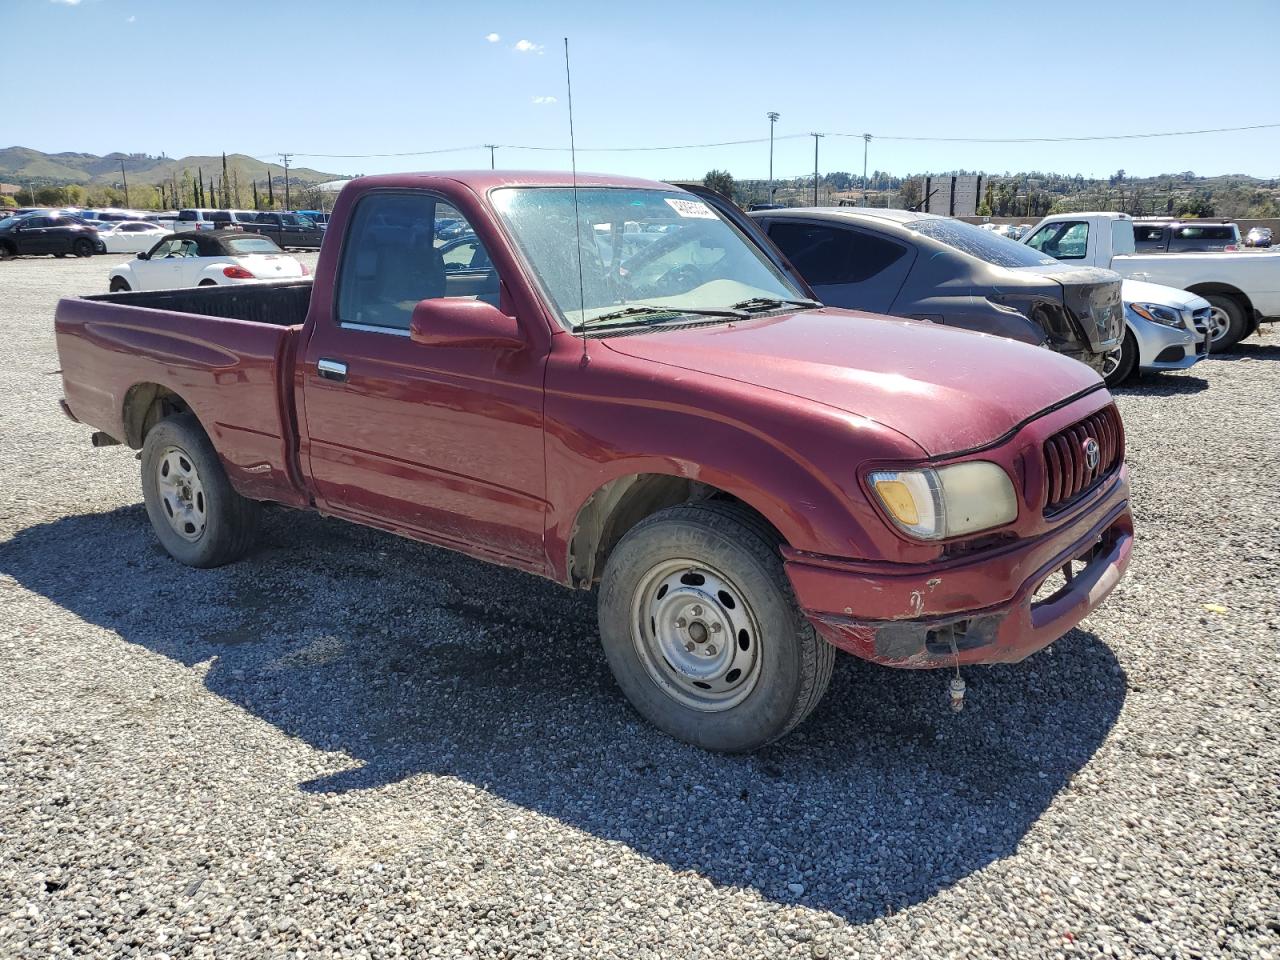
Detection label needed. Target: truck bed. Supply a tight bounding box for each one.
[56,280,313,507]
[83,279,313,327]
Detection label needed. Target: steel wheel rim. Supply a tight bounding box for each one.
[630,557,762,712]
[156,445,207,542]
[1101,346,1122,379]
[1207,306,1231,344]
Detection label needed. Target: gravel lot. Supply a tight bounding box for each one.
[1,253,1277,959]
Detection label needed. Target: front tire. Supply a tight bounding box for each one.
[109,277,130,292]
[1203,293,1248,351]
[1103,329,1139,386]
[72,238,93,258]
[597,501,835,752]
[140,414,260,568]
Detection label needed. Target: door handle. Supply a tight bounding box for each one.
[317,358,348,382]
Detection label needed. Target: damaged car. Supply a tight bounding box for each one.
[749,207,1124,374]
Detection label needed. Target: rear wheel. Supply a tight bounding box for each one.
[72,238,93,258]
[0,242,13,260]
[109,277,130,292]
[140,414,260,568]
[1102,329,1139,386]
[597,500,835,752]
[1203,294,1248,351]
[198,279,217,287]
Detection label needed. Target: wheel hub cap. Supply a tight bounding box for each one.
[631,559,762,712]
[1208,307,1230,343]
[156,446,207,542]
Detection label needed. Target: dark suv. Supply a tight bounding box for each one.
[0,213,105,259]
[1132,219,1241,252]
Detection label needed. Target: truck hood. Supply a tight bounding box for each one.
[1121,277,1209,310]
[602,308,1104,457]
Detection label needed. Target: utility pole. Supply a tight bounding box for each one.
[766,112,780,202]
[484,144,497,169]
[861,133,871,206]
[120,159,130,208]
[279,153,292,211]
[810,132,824,206]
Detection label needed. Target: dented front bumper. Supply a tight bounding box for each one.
[786,472,1133,668]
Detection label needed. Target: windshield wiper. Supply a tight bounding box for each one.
[578,303,750,330]
[729,296,823,312]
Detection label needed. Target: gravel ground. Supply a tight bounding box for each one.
[1,253,1277,959]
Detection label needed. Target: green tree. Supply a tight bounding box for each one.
[899,178,922,210]
[702,169,735,199]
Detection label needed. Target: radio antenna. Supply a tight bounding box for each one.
[564,36,589,362]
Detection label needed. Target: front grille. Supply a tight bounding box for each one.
[1042,405,1124,513]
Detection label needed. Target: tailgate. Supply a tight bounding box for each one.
[55,296,307,506]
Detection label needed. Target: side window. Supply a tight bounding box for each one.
[766,222,906,284]
[337,193,498,331]
[1133,225,1165,243]
[178,210,196,221]
[149,239,175,258]
[25,217,51,228]
[176,240,201,257]
[209,211,231,223]
[1026,221,1087,260]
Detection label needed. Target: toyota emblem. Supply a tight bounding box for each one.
[1083,437,1101,471]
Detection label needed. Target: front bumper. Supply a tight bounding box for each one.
[787,472,1133,668]
[1129,310,1206,372]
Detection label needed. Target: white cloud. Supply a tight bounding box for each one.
[513,39,544,53]
[531,96,557,105]
[127,15,136,22]
[484,32,500,43]
[50,0,84,6]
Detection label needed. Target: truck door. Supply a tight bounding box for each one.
[298,190,549,570]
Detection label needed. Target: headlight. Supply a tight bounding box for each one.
[868,462,1017,540]
[1130,302,1184,329]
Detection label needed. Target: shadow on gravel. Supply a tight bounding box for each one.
[1206,339,1280,362]
[1112,372,1208,395]
[0,505,1128,924]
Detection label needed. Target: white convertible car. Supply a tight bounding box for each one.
[94,220,170,254]
[107,232,307,291]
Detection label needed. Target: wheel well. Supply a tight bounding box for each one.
[1186,283,1255,318]
[567,474,784,589]
[121,383,193,449]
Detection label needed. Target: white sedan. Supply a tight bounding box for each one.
[108,233,307,292]
[94,220,170,254]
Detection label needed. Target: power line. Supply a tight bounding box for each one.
[255,120,1280,162]
[827,121,1280,144]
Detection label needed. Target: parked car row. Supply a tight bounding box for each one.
[55,170,1138,752]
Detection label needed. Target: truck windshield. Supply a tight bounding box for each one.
[907,218,1057,268]
[492,187,808,330]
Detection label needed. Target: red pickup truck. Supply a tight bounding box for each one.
[55,172,1133,751]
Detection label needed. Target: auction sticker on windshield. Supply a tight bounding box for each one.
[665,198,718,219]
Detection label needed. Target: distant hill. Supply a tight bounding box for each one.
[0,147,346,187]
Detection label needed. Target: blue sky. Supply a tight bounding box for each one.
[12,0,1280,181]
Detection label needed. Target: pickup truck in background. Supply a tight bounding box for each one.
[240,211,325,250]
[55,171,1134,752]
[1024,211,1280,349]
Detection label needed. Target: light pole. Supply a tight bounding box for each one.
[861,133,871,206]
[766,111,780,202]
[810,132,824,206]
[485,144,498,169]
